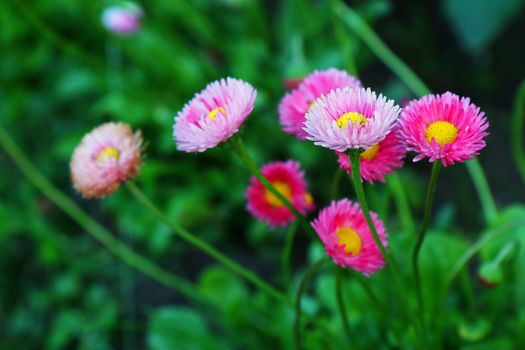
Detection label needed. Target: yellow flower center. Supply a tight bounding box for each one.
[335,227,362,256]
[304,192,313,206]
[336,112,367,129]
[207,106,226,121]
[265,181,292,208]
[361,144,380,161]
[425,121,458,146]
[96,147,120,162]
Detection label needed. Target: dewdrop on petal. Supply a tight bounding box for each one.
[279,68,362,140]
[398,92,489,166]
[101,2,143,35]
[304,87,401,152]
[311,199,388,276]
[173,77,256,152]
[70,122,143,198]
[336,129,406,184]
[246,160,314,228]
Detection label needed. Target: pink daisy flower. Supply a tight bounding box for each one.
[173,78,256,153]
[304,87,401,152]
[246,160,314,228]
[70,122,143,198]
[101,3,143,35]
[278,68,362,140]
[398,92,489,166]
[312,199,388,276]
[336,129,406,183]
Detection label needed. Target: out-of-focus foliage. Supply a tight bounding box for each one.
[1,0,524,349]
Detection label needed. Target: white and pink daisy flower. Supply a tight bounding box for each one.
[101,3,143,35]
[246,160,314,228]
[398,92,489,166]
[279,68,362,140]
[70,122,143,198]
[312,199,387,276]
[336,130,406,183]
[173,78,256,153]
[304,87,401,152]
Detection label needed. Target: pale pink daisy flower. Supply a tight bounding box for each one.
[304,87,401,152]
[336,129,406,183]
[101,3,143,35]
[279,68,362,140]
[312,199,387,276]
[246,160,314,228]
[70,122,143,198]
[173,78,256,152]
[398,92,489,166]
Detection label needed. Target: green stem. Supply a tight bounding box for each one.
[125,181,292,306]
[330,0,357,75]
[282,221,298,290]
[465,159,498,225]
[386,172,416,236]
[512,78,525,185]
[294,257,329,350]
[337,1,498,224]
[336,269,358,347]
[412,161,441,336]
[231,135,316,239]
[348,151,424,341]
[0,125,206,304]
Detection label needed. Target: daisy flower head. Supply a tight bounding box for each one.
[101,2,143,35]
[70,122,143,198]
[398,92,489,166]
[312,199,387,276]
[304,87,401,152]
[336,129,406,183]
[173,78,256,153]
[279,68,362,140]
[246,160,314,228]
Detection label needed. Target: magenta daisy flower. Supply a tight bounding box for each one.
[336,129,406,183]
[70,122,143,198]
[304,87,401,152]
[398,92,489,166]
[279,68,362,140]
[246,160,314,228]
[173,78,256,152]
[312,199,388,276]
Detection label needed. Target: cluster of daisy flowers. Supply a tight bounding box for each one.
[70,67,489,277]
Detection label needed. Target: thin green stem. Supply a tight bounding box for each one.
[336,269,358,347]
[125,182,292,306]
[294,257,329,350]
[282,221,298,290]
[512,78,525,185]
[412,161,441,336]
[386,172,416,236]
[337,0,498,224]
[0,125,206,304]
[465,159,498,225]
[348,151,425,344]
[231,135,316,239]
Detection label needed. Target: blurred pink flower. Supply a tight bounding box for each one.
[312,199,387,276]
[70,122,142,198]
[173,77,256,152]
[398,92,489,166]
[279,68,362,140]
[101,3,143,35]
[304,87,401,152]
[336,129,406,183]
[246,160,314,228]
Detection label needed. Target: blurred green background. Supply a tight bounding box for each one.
[1,0,525,349]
